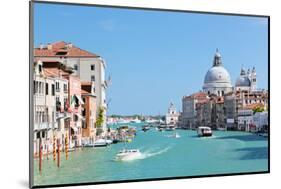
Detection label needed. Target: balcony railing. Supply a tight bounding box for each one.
[34,122,58,131]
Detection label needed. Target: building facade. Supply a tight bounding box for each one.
[81,82,97,145]
[33,60,57,156]
[165,102,179,125]
[181,92,209,129]
[35,41,108,132]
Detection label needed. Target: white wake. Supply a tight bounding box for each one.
[115,147,171,162]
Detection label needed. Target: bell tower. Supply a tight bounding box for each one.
[250,67,257,91]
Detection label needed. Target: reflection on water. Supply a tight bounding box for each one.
[34,125,268,186]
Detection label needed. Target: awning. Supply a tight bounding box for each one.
[75,94,84,105]
[75,113,85,121]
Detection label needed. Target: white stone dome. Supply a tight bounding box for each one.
[203,66,232,88]
[235,76,251,87]
[202,49,233,96]
[235,68,251,87]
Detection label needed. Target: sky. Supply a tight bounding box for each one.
[34,2,268,116]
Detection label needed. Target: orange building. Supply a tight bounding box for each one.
[81,82,97,145]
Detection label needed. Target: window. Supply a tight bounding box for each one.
[55,82,60,92]
[64,97,68,111]
[38,65,42,73]
[51,84,55,96]
[45,83,48,95]
[33,81,36,94]
[91,64,95,70]
[55,51,67,55]
[63,83,67,92]
[74,114,78,122]
[74,64,78,71]
[91,75,95,82]
[36,132,40,139]
[38,82,41,94]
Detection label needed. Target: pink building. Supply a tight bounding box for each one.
[63,74,84,147]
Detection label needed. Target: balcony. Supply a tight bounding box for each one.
[34,122,58,131]
[56,112,71,120]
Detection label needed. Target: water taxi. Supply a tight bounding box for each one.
[115,149,141,161]
[197,126,212,137]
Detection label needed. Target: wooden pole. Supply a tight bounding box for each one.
[57,138,60,167]
[65,133,68,160]
[39,138,42,174]
[53,137,56,161]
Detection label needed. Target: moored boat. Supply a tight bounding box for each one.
[93,139,108,147]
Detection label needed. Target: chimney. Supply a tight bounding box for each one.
[67,42,73,48]
[47,43,52,50]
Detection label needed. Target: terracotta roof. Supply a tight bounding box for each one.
[43,68,70,78]
[183,92,208,100]
[245,103,264,110]
[34,41,100,58]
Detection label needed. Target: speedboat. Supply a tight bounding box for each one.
[93,139,108,147]
[197,126,212,137]
[142,125,150,132]
[115,149,141,161]
[165,126,175,131]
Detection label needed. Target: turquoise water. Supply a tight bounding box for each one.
[34,125,268,186]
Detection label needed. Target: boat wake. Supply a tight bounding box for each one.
[141,147,171,159]
[114,147,171,162]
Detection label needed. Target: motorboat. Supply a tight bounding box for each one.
[93,139,108,147]
[112,139,119,144]
[115,149,141,161]
[131,118,141,123]
[142,125,150,132]
[197,126,212,137]
[165,126,176,131]
[106,139,113,144]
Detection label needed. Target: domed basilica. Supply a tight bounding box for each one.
[203,49,233,96]
[203,49,257,96]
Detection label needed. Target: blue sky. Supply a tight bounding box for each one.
[34,3,268,115]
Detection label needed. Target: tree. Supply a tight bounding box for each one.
[253,106,264,114]
[96,106,105,128]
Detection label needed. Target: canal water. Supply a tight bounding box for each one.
[34,124,268,186]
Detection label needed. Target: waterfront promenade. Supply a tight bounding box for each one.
[34,125,268,186]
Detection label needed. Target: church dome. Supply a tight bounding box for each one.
[203,66,232,88]
[235,68,251,87]
[203,49,232,89]
[235,76,251,87]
